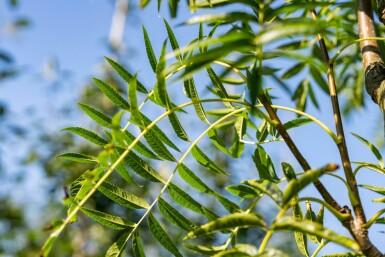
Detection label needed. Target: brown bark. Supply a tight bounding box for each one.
[377,0,385,24]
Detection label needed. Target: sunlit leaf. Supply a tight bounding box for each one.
[78,103,112,128]
[164,19,182,60]
[57,152,97,164]
[292,201,309,257]
[282,118,312,131]
[178,163,213,193]
[253,146,279,182]
[62,126,108,146]
[106,232,130,257]
[359,184,385,195]
[148,212,183,257]
[132,230,146,257]
[352,133,384,167]
[110,152,137,185]
[242,179,282,205]
[184,77,210,123]
[184,243,226,255]
[142,26,157,72]
[123,130,161,160]
[192,145,229,175]
[105,57,148,93]
[93,78,131,111]
[80,207,135,230]
[185,212,266,239]
[158,197,199,231]
[99,182,149,209]
[272,217,360,251]
[226,185,261,199]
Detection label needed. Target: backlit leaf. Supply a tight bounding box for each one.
[142,26,157,72]
[192,145,228,175]
[253,146,279,182]
[78,103,112,128]
[93,78,131,111]
[99,182,149,209]
[57,152,97,164]
[158,198,199,231]
[148,212,183,257]
[133,230,146,257]
[80,207,135,230]
[352,133,384,167]
[62,126,108,146]
[106,232,130,257]
[185,213,266,239]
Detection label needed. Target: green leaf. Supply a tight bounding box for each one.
[185,12,258,25]
[230,112,247,158]
[359,184,385,195]
[148,212,183,257]
[206,66,232,107]
[105,57,148,93]
[168,0,178,17]
[78,103,112,128]
[282,118,312,131]
[282,164,338,205]
[226,185,261,199]
[132,230,147,257]
[80,207,135,230]
[99,182,149,209]
[140,113,181,152]
[208,128,230,155]
[139,0,150,8]
[62,126,108,146]
[158,198,199,231]
[178,163,213,193]
[93,78,131,111]
[292,202,309,257]
[106,232,130,257]
[281,162,297,181]
[214,193,241,213]
[184,243,226,255]
[183,77,210,124]
[253,146,279,182]
[57,152,97,163]
[185,213,266,239]
[142,26,157,73]
[242,179,283,205]
[123,130,161,160]
[309,65,329,93]
[168,183,217,219]
[155,40,168,107]
[281,62,306,80]
[164,19,182,61]
[211,244,258,256]
[110,152,137,185]
[272,217,360,251]
[142,129,177,162]
[119,149,165,183]
[168,112,189,141]
[352,133,384,167]
[192,146,229,175]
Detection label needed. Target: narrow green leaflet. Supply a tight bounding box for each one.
[178,163,213,193]
[142,25,158,73]
[214,193,241,213]
[163,19,182,61]
[183,77,210,124]
[208,128,230,155]
[359,184,385,195]
[62,126,108,146]
[352,133,384,167]
[78,103,112,128]
[140,113,181,152]
[242,179,283,206]
[132,230,146,257]
[206,66,232,107]
[142,129,177,162]
[292,202,309,257]
[211,244,258,256]
[105,57,148,93]
[272,217,360,251]
[110,152,137,185]
[57,152,97,164]
[226,185,261,199]
[168,112,189,141]
[93,78,131,111]
[155,40,168,107]
[168,183,217,219]
[192,145,229,175]
[184,243,226,255]
[139,0,150,8]
[168,0,178,17]
[158,197,199,231]
[106,232,130,257]
[120,149,165,183]
[257,248,289,257]
[281,162,297,181]
[282,118,312,131]
[80,207,135,230]
[185,213,266,239]
[253,146,279,182]
[99,182,149,209]
[282,164,338,206]
[123,130,161,160]
[148,212,183,257]
[230,112,247,158]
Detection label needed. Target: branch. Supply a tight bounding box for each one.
[257,94,342,213]
[377,0,385,24]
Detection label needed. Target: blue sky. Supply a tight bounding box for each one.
[1,0,385,255]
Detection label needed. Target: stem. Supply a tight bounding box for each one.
[311,3,383,256]
[311,240,330,257]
